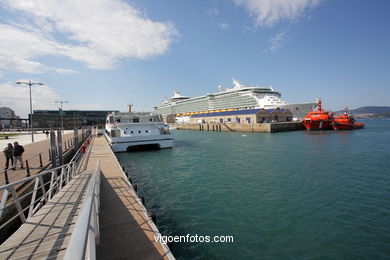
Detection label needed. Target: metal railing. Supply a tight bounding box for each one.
[0,135,90,231]
[64,161,101,260]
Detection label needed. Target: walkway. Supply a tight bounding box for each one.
[0,131,81,187]
[84,136,173,259]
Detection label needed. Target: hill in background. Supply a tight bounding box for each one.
[337,106,390,119]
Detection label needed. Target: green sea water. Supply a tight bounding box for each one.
[117,120,390,260]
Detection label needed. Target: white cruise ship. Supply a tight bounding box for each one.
[154,80,316,121]
[105,108,173,152]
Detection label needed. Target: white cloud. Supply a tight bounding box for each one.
[218,23,231,30]
[207,8,219,17]
[0,82,61,117]
[266,31,288,52]
[233,0,321,27]
[0,0,177,73]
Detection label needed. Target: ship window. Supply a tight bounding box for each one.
[133,118,139,123]
[131,131,134,134]
[146,130,149,133]
[246,117,251,123]
[227,118,232,123]
[237,118,241,123]
[116,118,121,123]
[124,131,126,134]
[138,130,141,133]
[219,118,223,123]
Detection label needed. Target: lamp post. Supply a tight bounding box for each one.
[55,100,69,132]
[16,80,44,142]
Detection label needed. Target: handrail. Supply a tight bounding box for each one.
[64,161,101,260]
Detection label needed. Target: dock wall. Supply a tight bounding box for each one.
[174,122,304,133]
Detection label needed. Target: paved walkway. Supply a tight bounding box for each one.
[0,131,82,187]
[85,136,173,260]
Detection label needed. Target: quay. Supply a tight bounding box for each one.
[0,130,83,187]
[173,122,304,133]
[0,133,174,259]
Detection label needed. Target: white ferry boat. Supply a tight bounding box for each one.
[155,79,316,121]
[105,109,173,152]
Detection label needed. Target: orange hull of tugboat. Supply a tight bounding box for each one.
[303,99,334,130]
[332,109,365,130]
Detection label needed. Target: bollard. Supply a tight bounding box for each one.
[26,160,31,177]
[39,153,43,167]
[4,169,9,184]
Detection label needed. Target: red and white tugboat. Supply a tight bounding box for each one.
[332,107,365,130]
[303,99,334,130]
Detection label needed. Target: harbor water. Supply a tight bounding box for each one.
[117,120,390,260]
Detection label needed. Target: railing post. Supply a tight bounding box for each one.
[28,177,40,218]
[10,186,26,223]
[57,129,63,165]
[26,160,31,177]
[74,128,79,152]
[50,130,57,168]
[39,153,43,167]
[4,169,9,184]
[49,149,51,161]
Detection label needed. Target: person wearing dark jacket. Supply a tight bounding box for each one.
[3,143,14,169]
[13,141,25,170]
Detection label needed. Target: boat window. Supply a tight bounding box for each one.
[219,118,223,123]
[149,118,153,122]
[116,118,121,123]
[227,118,232,123]
[124,131,126,134]
[236,118,241,123]
[131,131,134,134]
[138,130,141,133]
[246,117,251,123]
[145,130,149,133]
[133,118,139,123]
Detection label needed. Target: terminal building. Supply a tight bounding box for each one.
[176,108,293,124]
[0,107,23,129]
[30,110,118,129]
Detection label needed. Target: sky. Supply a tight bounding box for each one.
[0,0,389,118]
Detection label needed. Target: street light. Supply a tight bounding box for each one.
[16,80,44,142]
[55,100,69,132]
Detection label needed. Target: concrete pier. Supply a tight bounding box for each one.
[174,122,304,133]
[0,130,83,187]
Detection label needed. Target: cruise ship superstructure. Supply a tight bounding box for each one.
[154,80,316,121]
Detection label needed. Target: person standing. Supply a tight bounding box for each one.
[3,143,14,169]
[13,141,25,170]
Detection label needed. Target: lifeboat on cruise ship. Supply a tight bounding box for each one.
[332,107,365,130]
[303,99,334,130]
